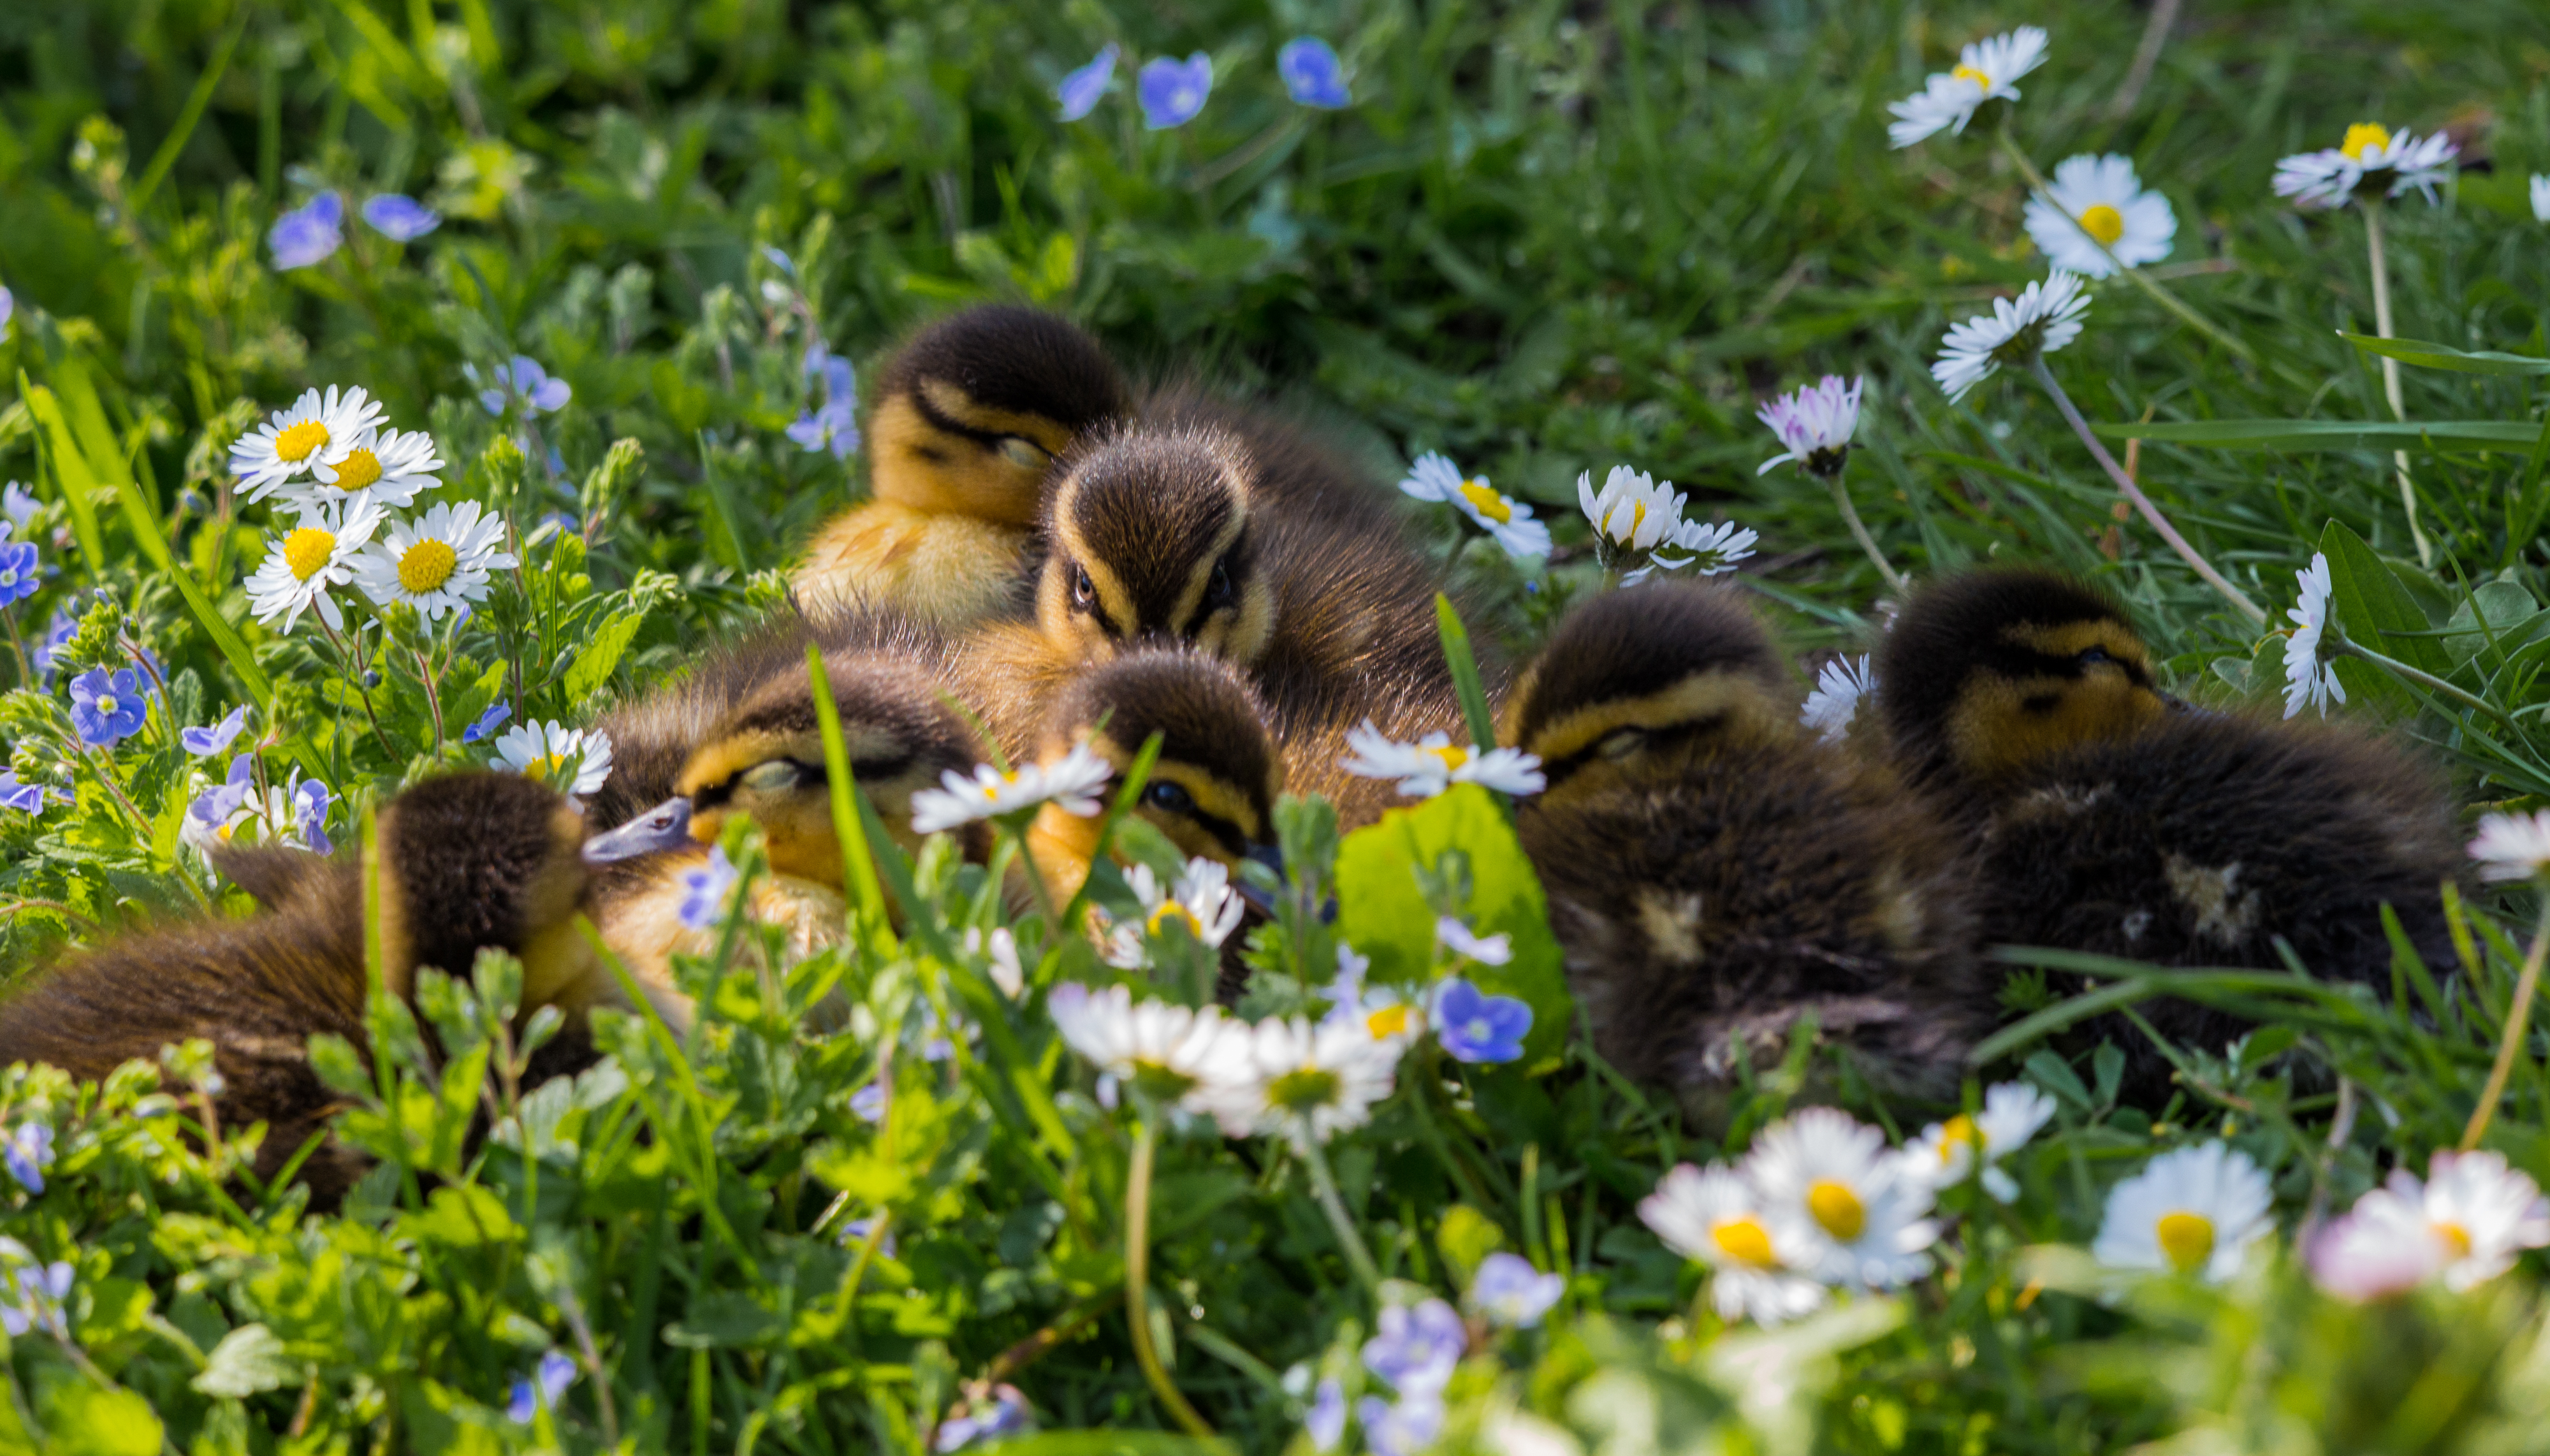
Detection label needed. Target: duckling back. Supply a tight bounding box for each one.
[1508,582,1988,1122]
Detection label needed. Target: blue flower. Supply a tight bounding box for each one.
[506,1350,578,1424]
[3,1123,51,1195]
[183,755,256,850]
[1,482,36,531]
[1057,43,1119,122]
[1467,1251,1563,1328]
[841,1216,898,1259]
[269,192,344,270]
[1360,1298,1464,1395]
[182,706,247,757]
[469,356,572,415]
[1138,53,1212,130]
[761,245,798,277]
[360,193,441,242]
[0,287,12,333]
[462,701,513,745]
[295,778,333,857]
[1432,979,1531,1065]
[1278,38,1351,108]
[676,847,741,931]
[0,539,36,607]
[1435,915,1512,965]
[787,349,861,460]
[1357,1395,1445,1456]
[1304,1378,1346,1451]
[68,668,147,748]
[30,608,73,687]
[0,1255,71,1339]
[0,772,46,815]
[935,1385,1028,1452]
[851,1082,887,1123]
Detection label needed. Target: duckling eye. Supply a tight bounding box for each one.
[1202,557,1237,613]
[2078,646,2114,667]
[996,435,1049,470]
[741,761,802,792]
[1070,563,1096,612]
[1600,729,1647,760]
[1143,780,1195,816]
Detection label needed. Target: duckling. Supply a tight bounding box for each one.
[0,772,622,1209]
[792,305,1131,628]
[1874,568,2465,1097]
[581,627,993,991]
[1503,581,1988,1125]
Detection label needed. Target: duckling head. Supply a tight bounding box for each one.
[1028,645,1285,891]
[1877,569,2167,785]
[1503,581,1795,806]
[374,771,595,1011]
[1037,424,1276,667]
[868,304,1130,525]
[583,647,987,883]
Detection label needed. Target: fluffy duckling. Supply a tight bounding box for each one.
[792,306,1130,628]
[0,773,623,1208]
[1504,581,1988,1124]
[1875,569,2464,1096]
[583,630,991,991]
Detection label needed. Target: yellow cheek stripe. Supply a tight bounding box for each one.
[1047,509,1144,638]
[1944,671,2164,778]
[917,377,1078,456]
[1163,507,1250,633]
[1522,674,1786,764]
[2001,619,2153,674]
[871,393,1047,525]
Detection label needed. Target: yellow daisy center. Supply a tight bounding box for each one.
[1366,1004,1410,1040]
[1711,1216,1777,1268]
[1458,479,1513,525]
[1128,1058,1197,1102]
[525,752,570,784]
[398,539,459,594]
[1807,1179,1867,1241]
[2156,1211,2215,1274]
[1951,64,1992,87]
[1427,744,1473,771]
[2341,123,2393,163]
[282,527,336,581]
[1267,1067,1340,1112]
[1147,901,1205,939]
[1939,1114,1983,1163]
[2078,203,2126,247]
[273,419,330,463]
[2435,1221,2474,1260]
[328,447,384,493]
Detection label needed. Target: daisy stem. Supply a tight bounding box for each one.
[1124,1117,1221,1441]
[2330,637,2513,727]
[2361,199,2433,567]
[1994,124,2256,365]
[1823,467,1904,590]
[414,646,446,749]
[1296,1134,1385,1295]
[2459,896,2550,1151]
[2025,356,2267,624]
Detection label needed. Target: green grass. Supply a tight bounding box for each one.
[5,1,2550,1451]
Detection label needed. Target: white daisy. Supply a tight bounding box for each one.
[229,386,386,502]
[963,926,1027,999]
[1800,655,1874,745]
[1197,1015,1401,1146]
[1653,518,1759,580]
[1756,377,1864,478]
[2365,1151,2550,1292]
[2282,552,2345,721]
[2273,124,2459,210]
[1637,1162,1830,1327]
[2090,1140,2275,1284]
[1884,25,2049,149]
[1102,857,1248,968]
[244,498,384,633]
[490,720,615,797]
[1744,1107,1938,1290]
[2470,810,2550,884]
[1577,465,1687,560]
[1931,269,2092,403]
[1902,1082,2057,1203]
[2532,174,2550,224]
[910,744,1113,834]
[1337,722,1547,799]
[1399,453,1552,560]
[296,425,444,513]
[1047,982,1234,1114]
[2023,154,2177,278]
[351,500,515,620]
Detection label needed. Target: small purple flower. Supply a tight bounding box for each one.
[463,702,512,745]
[0,773,45,815]
[0,288,12,333]
[1432,979,1531,1065]
[295,778,333,857]
[0,1254,71,1338]
[533,510,580,539]
[1468,1251,1563,1328]
[1358,1394,1446,1456]
[30,608,73,687]
[3,1123,51,1195]
[1305,1378,1346,1451]
[0,539,35,607]
[68,668,147,748]
[676,847,741,931]
[1057,44,1119,122]
[269,192,344,270]
[1436,916,1512,966]
[360,193,441,242]
[935,1385,1028,1452]
[787,350,860,460]
[852,1082,887,1123]
[470,356,572,416]
[183,755,256,850]
[761,245,798,277]
[1278,38,1351,108]
[506,1350,578,1424]
[1362,1297,1464,1396]
[841,1216,898,1260]
[182,706,247,757]
[1138,53,1212,130]
[1,483,35,530]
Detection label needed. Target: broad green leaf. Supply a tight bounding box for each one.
[192,1323,296,1398]
[1334,785,1571,1068]
[2443,582,2544,669]
[2338,332,2550,375]
[20,380,106,574]
[2092,419,2540,452]
[36,1384,161,1456]
[399,1184,523,1251]
[2319,519,2452,707]
[563,606,650,699]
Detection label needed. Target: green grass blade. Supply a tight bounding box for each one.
[1435,593,1499,750]
[2094,419,2542,451]
[2336,332,2550,376]
[805,644,891,937]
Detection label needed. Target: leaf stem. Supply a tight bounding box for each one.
[2461,897,2550,1151]
[2331,637,2514,727]
[2362,198,2433,567]
[1825,466,1904,590]
[1125,1118,1220,1440]
[1296,1132,1385,1295]
[2025,356,2265,623]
